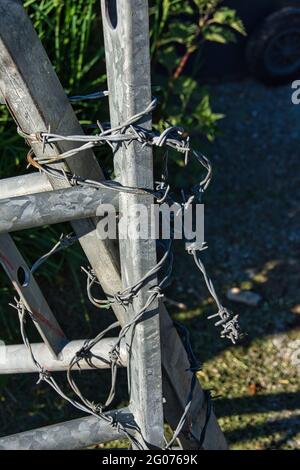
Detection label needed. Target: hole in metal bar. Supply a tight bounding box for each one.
[17,266,30,287]
[105,0,118,29]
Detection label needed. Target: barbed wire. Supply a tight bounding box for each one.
[10,236,174,449]
[30,232,78,274]
[165,321,201,449]
[10,91,242,449]
[189,246,240,344]
[10,298,145,449]
[69,90,109,102]
[19,98,211,198]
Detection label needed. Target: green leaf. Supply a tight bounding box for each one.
[212,7,246,36]
[159,22,198,46]
[156,45,180,72]
[193,94,224,141]
[202,24,236,43]
[172,76,198,108]
[193,0,220,15]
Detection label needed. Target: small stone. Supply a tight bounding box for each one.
[226,287,262,307]
[291,304,300,314]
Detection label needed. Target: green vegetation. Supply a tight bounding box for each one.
[0,0,245,176]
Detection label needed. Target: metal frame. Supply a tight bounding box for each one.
[0,0,227,450]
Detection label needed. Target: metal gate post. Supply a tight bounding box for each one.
[101,0,164,449]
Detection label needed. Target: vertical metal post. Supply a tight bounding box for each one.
[101,0,164,448]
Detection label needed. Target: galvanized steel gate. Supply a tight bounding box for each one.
[0,0,227,450]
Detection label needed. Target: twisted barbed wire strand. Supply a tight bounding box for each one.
[13,92,241,449]
[10,298,146,450]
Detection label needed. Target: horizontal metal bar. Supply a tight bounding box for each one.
[0,173,52,200]
[0,408,132,449]
[0,185,119,233]
[0,337,126,374]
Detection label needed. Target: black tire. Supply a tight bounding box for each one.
[246,7,300,85]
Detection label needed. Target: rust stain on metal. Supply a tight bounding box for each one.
[0,252,14,271]
[30,309,66,338]
[26,148,42,170]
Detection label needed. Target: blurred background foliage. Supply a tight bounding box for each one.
[0,0,245,177]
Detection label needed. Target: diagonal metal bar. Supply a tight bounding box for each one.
[101,0,164,448]
[0,408,133,450]
[0,234,67,357]
[0,185,119,233]
[159,303,227,449]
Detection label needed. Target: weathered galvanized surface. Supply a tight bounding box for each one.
[0,408,132,450]
[0,185,119,233]
[0,338,126,374]
[0,234,67,357]
[0,173,52,200]
[101,0,164,448]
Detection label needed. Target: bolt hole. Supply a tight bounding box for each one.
[105,0,118,29]
[17,266,30,287]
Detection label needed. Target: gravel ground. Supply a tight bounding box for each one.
[169,79,300,449]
